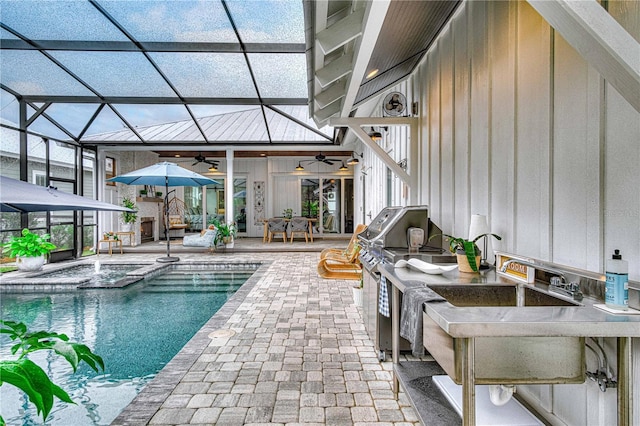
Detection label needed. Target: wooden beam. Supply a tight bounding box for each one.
[528,0,640,112]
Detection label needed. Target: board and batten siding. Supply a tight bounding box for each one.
[406,0,639,424]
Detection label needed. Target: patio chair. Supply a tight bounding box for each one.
[267,217,288,243]
[317,244,362,280]
[320,223,367,260]
[289,216,310,243]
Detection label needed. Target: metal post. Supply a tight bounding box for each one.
[392,284,400,396]
[617,337,632,426]
[461,337,476,426]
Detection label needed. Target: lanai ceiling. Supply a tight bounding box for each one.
[0,0,462,154]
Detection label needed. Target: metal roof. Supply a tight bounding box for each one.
[0,0,333,147]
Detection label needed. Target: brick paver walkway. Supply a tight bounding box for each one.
[112,252,419,425]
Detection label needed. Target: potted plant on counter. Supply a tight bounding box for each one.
[429,232,502,273]
[2,229,57,272]
[120,197,137,232]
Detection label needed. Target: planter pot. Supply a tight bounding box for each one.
[121,223,133,232]
[16,255,45,272]
[352,287,363,307]
[456,253,481,273]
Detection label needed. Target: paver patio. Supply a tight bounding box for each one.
[110,251,422,425]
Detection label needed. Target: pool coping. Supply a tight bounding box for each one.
[110,260,272,425]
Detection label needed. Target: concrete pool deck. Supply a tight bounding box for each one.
[105,250,423,426]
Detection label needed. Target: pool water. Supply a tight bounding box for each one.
[0,268,255,425]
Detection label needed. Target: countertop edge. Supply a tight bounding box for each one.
[379,263,640,338]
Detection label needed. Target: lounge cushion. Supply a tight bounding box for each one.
[183,229,216,247]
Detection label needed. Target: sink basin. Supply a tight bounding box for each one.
[428,284,581,307]
[423,284,585,385]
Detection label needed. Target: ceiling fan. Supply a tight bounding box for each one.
[311,152,342,165]
[295,152,347,171]
[190,153,219,167]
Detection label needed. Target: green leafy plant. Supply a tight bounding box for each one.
[302,200,319,218]
[282,208,293,219]
[2,229,57,258]
[0,320,104,424]
[214,222,237,246]
[429,233,502,272]
[120,197,137,224]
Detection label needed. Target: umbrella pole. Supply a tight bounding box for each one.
[157,179,179,263]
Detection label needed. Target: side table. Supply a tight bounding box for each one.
[98,239,123,256]
[116,231,135,246]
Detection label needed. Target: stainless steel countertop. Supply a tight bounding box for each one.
[379,263,640,339]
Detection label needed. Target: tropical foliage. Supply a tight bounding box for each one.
[0,320,104,424]
[120,197,137,224]
[429,232,502,272]
[2,229,56,258]
[214,222,237,246]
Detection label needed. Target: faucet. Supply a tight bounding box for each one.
[500,259,583,301]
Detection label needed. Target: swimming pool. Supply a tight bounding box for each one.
[0,263,258,425]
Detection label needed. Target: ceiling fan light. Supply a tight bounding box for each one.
[339,161,348,171]
[295,162,305,171]
[208,165,218,172]
[347,157,359,166]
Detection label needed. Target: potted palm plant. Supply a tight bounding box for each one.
[120,197,137,232]
[214,222,237,247]
[2,229,57,272]
[429,232,502,273]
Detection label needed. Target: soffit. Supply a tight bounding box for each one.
[307,0,462,125]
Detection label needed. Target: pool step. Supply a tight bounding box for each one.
[147,279,248,286]
[152,273,254,281]
[142,287,243,294]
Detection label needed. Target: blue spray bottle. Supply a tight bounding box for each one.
[605,249,628,310]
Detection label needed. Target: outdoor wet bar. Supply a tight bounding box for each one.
[379,255,640,426]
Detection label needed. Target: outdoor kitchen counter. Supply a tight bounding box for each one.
[379,263,640,338]
[379,262,638,426]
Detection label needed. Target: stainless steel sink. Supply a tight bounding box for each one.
[423,284,585,385]
[428,284,581,307]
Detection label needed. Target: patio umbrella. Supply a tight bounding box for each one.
[108,162,218,263]
[0,176,136,213]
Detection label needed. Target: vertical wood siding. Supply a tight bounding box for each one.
[362,0,640,423]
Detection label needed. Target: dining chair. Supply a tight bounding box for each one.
[289,216,309,243]
[267,217,288,243]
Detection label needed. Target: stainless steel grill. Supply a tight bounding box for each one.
[357,206,454,360]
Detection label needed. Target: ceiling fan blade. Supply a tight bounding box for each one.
[323,160,334,165]
[192,160,198,165]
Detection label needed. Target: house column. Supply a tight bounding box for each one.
[225,149,234,225]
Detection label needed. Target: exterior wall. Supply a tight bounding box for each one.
[98,153,354,239]
[396,1,639,424]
